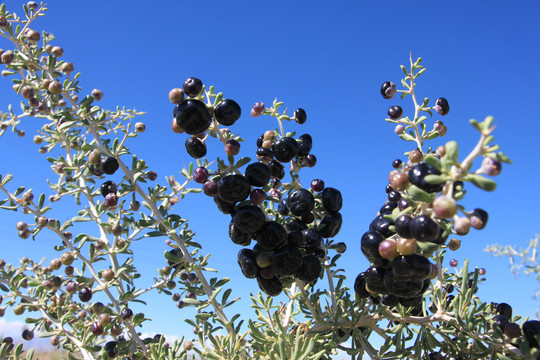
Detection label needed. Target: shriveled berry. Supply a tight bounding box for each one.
[470,208,488,230]
[361,230,387,266]
[354,272,371,299]
[78,287,92,302]
[251,101,265,117]
[322,187,342,213]
[380,81,396,99]
[409,215,439,242]
[214,99,241,126]
[398,198,409,211]
[217,174,250,203]
[89,150,101,165]
[100,180,117,197]
[295,255,322,283]
[185,137,207,158]
[175,100,211,135]
[171,117,184,133]
[434,97,450,116]
[234,205,266,234]
[298,228,322,253]
[193,167,209,184]
[272,137,299,163]
[288,189,315,216]
[245,162,271,187]
[183,77,203,97]
[311,179,325,192]
[301,212,315,224]
[319,212,342,238]
[272,246,303,276]
[504,322,521,339]
[101,156,119,175]
[388,106,403,119]
[408,163,443,194]
[255,221,287,250]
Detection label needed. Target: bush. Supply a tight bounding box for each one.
[0,2,538,360]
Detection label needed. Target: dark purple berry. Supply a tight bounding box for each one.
[399,296,423,308]
[380,81,396,99]
[100,181,117,197]
[90,322,103,336]
[319,212,342,238]
[288,189,315,216]
[299,228,322,253]
[268,160,285,180]
[185,137,207,159]
[234,205,266,233]
[251,102,265,117]
[256,274,282,296]
[295,255,322,282]
[297,142,311,157]
[379,201,397,215]
[354,272,371,299]
[285,218,308,232]
[193,167,209,184]
[256,134,264,148]
[254,221,287,250]
[22,329,34,341]
[101,156,119,175]
[322,187,342,213]
[104,341,119,358]
[492,314,510,332]
[175,100,212,135]
[272,137,299,163]
[256,147,274,160]
[225,139,240,156]
[104,193,118,208]
[214,99,241,126]
[385,184,394,194]
[388,105,403,119]
[305,154,317,167]
[394,215,412,238]
[383,270,425,298]
[271,246,303,276]
[392,255,432,280]
[203,180,218,196]
[361,230,387,266]
[250,188,267,205]
[364,266,388,294]
[183,77,203,98]
[408,163,443,194]
[311,179,325,192]
[471,208,488,230]
[496,303,512,319]
[522,320,540,348]
[369,215,395,238]
[382,294,400,307]
[121,308,133,320]
[434,97,450,116]
[398,198,409,211]
[238,249,257,279]
[301,212,315,224]
[409,215,439,242]
[78,287,93,302]
[388,190,401,202]
[294,108,307,124]
[217,175,251,203]
[245,162,271,187]
[229,219,252,245]
[277,198,289,215]
[392,159,402,169]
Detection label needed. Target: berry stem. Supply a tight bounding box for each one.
[407,54,425,154]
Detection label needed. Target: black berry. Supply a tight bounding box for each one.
[408,163,443,194]
[256,147,274,160]
[409,215,439,242]
[388,105,403,119]
[311,179,325,192]
[193,167,209,184]
[183,77,203,97]
[175,100,212,135]
[354,272,371,299]
[434,97,450,116]
[387,190,401,202]
[238,249,257,279]
[392,255,432,280]
[229,219,252,245]
[254,221,287,250]
[272,137,299,163]
[392,159,402,169]
[294,108,307,124]
[394,215,412,238]
[256,274,282,296]
[214,99,241,126]
[299,228,322,253]
[322,187,342,213]
[121,308,133,320]
[523,320,540,348]
[369,215,395,238]
[268,160,285,179]
[78,287,93,302]
[234,205,266,233]
[213,195,235,215]
[100,181,117,197]
[364,266,388,294]
[470,208,488,230]
[361,230,388,266]
[271,246,303,276]
[379,201,397,215]
[104,341,119,358]
[496,302,512,319]
[185,136,207,159]
[319,212,342,238]
[380,81,396,99]
[217,175,251,203]
[245,162,271,187]
[288,189,315,216]
[295,255,322,282]
[101,156,119,175]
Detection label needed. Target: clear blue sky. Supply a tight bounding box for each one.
[0,0,539,342]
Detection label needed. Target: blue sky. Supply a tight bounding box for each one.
[0,0,539,344]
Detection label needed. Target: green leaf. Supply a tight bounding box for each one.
[407,184,434,203]
[445,140,459,165]
[465,174,497,191]
[424,174,447,185]
[469,119,482,132]
[235,157,251,169]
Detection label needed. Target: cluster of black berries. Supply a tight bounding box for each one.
[354,85,488,311]
[175,89,344,296]
[86,148,120,207]
[208,134,343,296]
[490,302,540,349]
[171,77,242,159]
